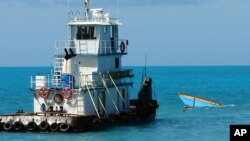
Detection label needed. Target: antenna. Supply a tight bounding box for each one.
[84,0,90,19]
[144,53,147,77]
[67,0,71,39]
[67,0,70,14]
[140,53,148,89]
[117,0,120,19]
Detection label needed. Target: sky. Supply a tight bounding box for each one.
[0,0,250,66]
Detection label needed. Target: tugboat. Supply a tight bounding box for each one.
[0,0,159,132]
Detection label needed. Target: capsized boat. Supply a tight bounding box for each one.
[178,92,223,108]
[0,0,159,132]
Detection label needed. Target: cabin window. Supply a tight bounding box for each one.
[76,26,96,40]
[115,58,119,68]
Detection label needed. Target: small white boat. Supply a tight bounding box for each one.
[178,92,223,108]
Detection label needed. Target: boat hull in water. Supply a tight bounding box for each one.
[178,92,223,108]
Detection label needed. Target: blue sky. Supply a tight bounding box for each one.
[0,0,250,66]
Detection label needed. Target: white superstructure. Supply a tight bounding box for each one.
[30,0,133,118]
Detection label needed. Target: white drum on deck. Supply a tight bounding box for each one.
[35,75,46,89]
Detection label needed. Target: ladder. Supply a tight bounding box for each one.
[78,40,88,54]
[53,57,64,87]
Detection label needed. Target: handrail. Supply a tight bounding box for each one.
[67,9,120,24]
[30,74,53,89]
[68,15,119,24]
[30,70,133,90]
[54,39,128,56]
[68,18,120,23]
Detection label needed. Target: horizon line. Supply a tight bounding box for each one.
[1,64,250,68]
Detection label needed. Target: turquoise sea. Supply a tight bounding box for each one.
[1,66,250,141]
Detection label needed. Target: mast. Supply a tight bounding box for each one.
[84,0,90,19]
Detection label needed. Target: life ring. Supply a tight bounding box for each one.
[61,87,73,99]
[39,87,50,99]
[120,42,126,53]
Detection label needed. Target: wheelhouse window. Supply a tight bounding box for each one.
[76,26,96,40]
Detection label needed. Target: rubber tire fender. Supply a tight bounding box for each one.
[13,121,24,131]
[3,122,13,131]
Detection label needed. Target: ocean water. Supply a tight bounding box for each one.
[1,66,250,141]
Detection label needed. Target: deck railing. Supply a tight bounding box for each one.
[67,10,120,24]
[55,39,128,56]
[30,70,133,90]
[30,74,53,89]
